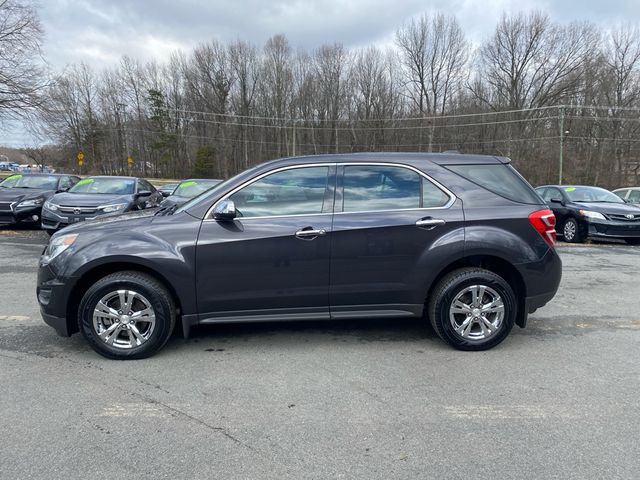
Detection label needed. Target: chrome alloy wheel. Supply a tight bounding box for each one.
[449,285,505,342]
[93,290,156,349]
[564,220,576,241]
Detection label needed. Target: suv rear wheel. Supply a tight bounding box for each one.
[428,268,516,351]
[78,271,175,359]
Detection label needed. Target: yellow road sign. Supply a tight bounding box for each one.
[127,155,134,167]
[77,151,84,162]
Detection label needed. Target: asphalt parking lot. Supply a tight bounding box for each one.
[0,228,638,479]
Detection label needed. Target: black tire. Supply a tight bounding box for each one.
[562,217,583,243]
[427,268,516,351]
[78,271,176,359]
[626,238,640,245]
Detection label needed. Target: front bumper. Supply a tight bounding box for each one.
[0,205,42,225]
[587,218,640,238]
[37,262,78,336]
[41,207,102,231]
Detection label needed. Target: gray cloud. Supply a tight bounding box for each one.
[3,0,640,146]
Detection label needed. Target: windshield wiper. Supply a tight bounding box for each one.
[154,204,179,216]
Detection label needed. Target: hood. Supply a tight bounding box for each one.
[573,201,640,215]
[0,187,54,203]
[50,192,132,207]
[58,208,156,235]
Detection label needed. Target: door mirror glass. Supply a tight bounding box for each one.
[550,197,563,204]
[213,199,237,221]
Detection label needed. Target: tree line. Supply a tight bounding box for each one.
[2,2,640,187]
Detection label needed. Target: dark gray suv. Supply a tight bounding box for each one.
[37,153,562,359]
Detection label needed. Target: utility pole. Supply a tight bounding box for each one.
[559,106,565,184]
[292,119,297,156]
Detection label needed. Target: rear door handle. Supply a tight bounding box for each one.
[416,218,446,229]
[295,228,327,239]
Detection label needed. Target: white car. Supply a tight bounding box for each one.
[613,187,640,204]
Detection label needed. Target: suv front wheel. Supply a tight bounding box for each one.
[428,268,516,351]
[78,271,176,359]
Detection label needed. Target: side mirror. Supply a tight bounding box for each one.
[137,190,152,197]
[161,191,172,198]
[213,199,236,221]
[550,197,563,205]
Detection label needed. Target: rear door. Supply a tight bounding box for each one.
[329,163,464,318]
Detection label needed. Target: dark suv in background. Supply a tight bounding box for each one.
[37,153,562,359]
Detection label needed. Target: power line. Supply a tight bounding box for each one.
[142,104,562,123]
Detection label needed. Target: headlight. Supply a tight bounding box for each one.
[43,200,58,211]
[17,198,44,208]
[43,233,78,263]
[99,203,128,213]
[579,210,606,220]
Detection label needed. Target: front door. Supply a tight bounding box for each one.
[196,165,336,321]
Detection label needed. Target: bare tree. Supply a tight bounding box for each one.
[0,0,48,119]
[396,13,469,150]
[474,12,597,110]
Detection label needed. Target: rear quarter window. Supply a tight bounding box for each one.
[446,164,542,204]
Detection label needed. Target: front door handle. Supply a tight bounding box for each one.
[295,228,327,239]
[416,218,446,229]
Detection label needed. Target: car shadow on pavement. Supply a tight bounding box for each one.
[180,317,440,346]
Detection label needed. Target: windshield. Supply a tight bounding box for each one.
[173,179,221,198]
[0,174,58,189]
[174,177,237,214]
[69,177,135,195]
[563,186,624,203]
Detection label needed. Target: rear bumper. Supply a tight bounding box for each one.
[515,247,562,326]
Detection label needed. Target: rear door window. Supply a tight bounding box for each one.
[342,165,450,212]
[446,164,541,204]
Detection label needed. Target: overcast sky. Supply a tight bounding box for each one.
[3,0,640,146]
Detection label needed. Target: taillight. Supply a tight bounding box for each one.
[528,209,557,247]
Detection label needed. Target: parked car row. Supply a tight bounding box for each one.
[0,174,222,234]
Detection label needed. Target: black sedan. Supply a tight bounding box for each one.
[159,178,222,209]
[0,173,79,227]
[41,176,162,233]
[536,185,640,244]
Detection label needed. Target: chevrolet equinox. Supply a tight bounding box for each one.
[37,153,562,359]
